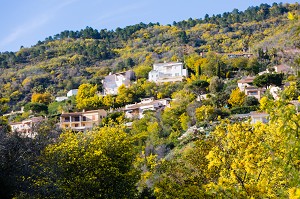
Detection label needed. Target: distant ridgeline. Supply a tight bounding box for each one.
[42,3,293,41]
[0,3,298,66]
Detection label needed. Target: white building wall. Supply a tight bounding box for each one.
[149,62,187,83]
[67,89,78,97]
[238,83,249,92]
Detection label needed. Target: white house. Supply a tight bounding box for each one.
[67,89,78,97]
[124,97,171,119]
[237,76,265,100]
[10,116,45,138]
[237,76,256,92]
[250,111,269,124]
[102,70,135,95]
[148,62,188,83]
[55,96,68,102]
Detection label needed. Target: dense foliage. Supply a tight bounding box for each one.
[1,2,300,198]
[0,3,299,112]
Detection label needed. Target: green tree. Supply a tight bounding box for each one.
[0,119,61,199]
[31,92,52,105]
[162,90,195,132]
[246,57,260,75]
[206,99,300,198]
[115,84,135,106]
[229,57,248,70]
[24,102,48,114]
[209,76,224,94]
[186,79,209,96]
[178,31,188,44]
[0,97,9,115]
[195,105,215,122]
[228,88,246,107]
[253,73,283,89]
[141,80,158,98]
[184,54,205,74]
[76,83,102,110]
[202,52,226,78]
[133,65,152,79]
[32,126,139,198]
[244,96,259,106]
[154,138,213,198]
[125,57,135,68]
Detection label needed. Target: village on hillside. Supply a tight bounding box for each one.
[1,2,300,198]
[4,59,300,137]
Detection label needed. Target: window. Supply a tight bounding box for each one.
[75,124,79,127]
[74,116,80,122]
[248,91,258,95]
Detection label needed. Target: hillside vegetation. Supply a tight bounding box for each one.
[1,2,300,199]
[0,2,299,111]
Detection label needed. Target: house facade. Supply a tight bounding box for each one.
[244,86,265,100]
[237,76,256,92]
[10,116,45,138]
[55,89,78,102]
[102,70,135,95]
[250,111,269,124]
[124,98,171,119]
[237,76,265,100]
[148,62,188,83]
[60,109,107,131]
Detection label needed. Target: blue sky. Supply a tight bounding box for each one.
[0,0,298,52]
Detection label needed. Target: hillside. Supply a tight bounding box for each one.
[1,2,300,198]
[0,2,299,111]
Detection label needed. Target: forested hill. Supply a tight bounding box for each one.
[0,2,299,111]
